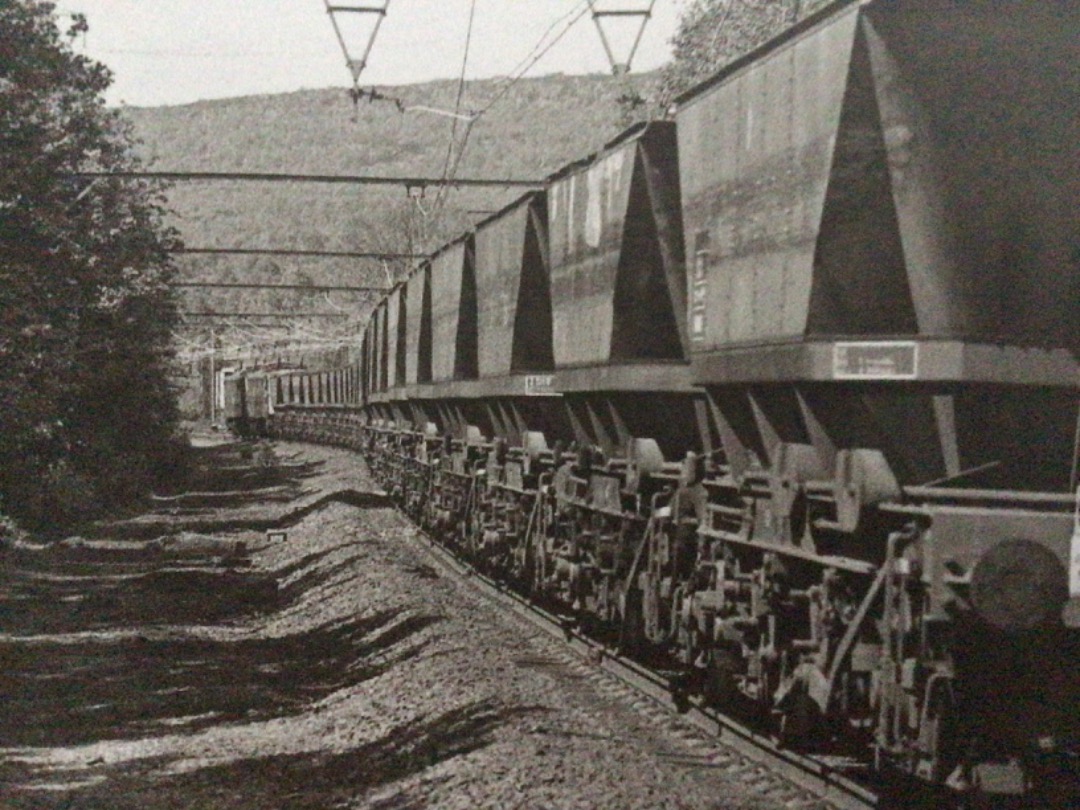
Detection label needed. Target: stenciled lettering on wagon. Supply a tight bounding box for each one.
[833,341,918,380]
[524,374,554,395]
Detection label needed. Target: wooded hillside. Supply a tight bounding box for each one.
[131,0,836,410]
[128,74,657,340]
[129,1,836,364]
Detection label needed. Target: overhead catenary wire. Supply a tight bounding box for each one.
[75,170,540,188]
[296,0,595,332]
[176,1,618,364]
[443,0,479,174]
[430,0,591,219]
[435,117,477,215]
[171,281,387,293]
[432,0,479,215]
[333,2,634,356]
[180,311,353,319]
[474,0,594,120]
[501,0,592,84]
[336,1,592,135]
[173,247,425,259]
[414,0,591,210]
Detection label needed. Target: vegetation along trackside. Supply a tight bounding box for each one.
[0,1,186,534]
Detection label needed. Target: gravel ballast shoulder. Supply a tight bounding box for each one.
[0,442,822,810]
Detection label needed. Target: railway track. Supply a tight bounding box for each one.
[233,2,1077,803]
[393,503,883,810]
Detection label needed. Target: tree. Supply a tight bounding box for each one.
[632,0,835,114]
[0,1,184,533]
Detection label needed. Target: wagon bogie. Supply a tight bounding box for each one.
[250,0,1078,801]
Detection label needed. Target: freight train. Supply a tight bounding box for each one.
[234,0,1079,803]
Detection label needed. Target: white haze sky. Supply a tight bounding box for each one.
[52,1,688,108]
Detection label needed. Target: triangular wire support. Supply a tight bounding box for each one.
[587,1,655,75]
[324,1,391,87]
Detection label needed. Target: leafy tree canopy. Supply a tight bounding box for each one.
[0,0,185,534]
[656,0,833,109]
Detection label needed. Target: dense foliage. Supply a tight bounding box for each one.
[0,1,185,533]
[655,0,834,108]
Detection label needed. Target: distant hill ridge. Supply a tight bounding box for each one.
[128,72,656,180]
[127,72,656,352]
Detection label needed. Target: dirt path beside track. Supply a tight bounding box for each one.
[0,441,818,810]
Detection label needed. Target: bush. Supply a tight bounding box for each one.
[654,0,836,110]
[0,2,183,534]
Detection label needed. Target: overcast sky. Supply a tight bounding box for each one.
[52,1,687,108]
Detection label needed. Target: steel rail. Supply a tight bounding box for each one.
[389,496,881,810]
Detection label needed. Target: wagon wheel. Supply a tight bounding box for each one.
[682,622,699,674]
[531,500,552,596]
[421,481,437,530]
[642,573,665,644]
[755,665,774,726]
[618,585,644,655]
[776,685,819,751]
[465,484,486,560]
[420,468,435,527]
[519,497,541,592]
[918,674,957,784]
[703,647,739,709]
